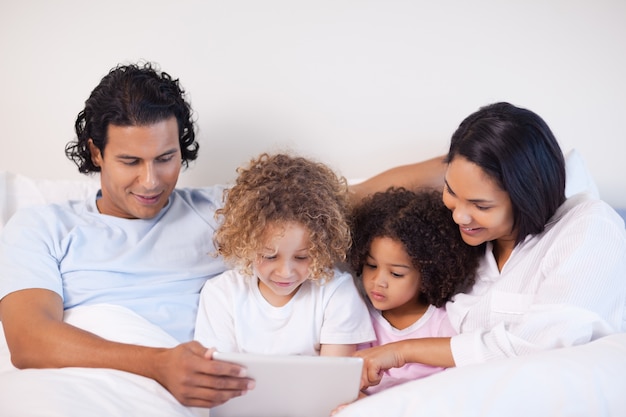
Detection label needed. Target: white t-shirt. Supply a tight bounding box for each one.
[0,187,227,342]
[448,192,626,366]
[195,269,376,355]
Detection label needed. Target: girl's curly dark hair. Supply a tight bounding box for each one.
[65,62,198,174]
[215,153,351,282]
[350,187,483,307]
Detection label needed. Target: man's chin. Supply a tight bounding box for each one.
[130,203,167,220]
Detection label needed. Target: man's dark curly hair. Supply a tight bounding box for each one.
[349,187,483,308]
[65,62,198,174]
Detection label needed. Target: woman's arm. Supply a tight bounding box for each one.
[353,337,454,389]
[348,156,447,206]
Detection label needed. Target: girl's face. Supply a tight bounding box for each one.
[442,156,517,250]
[253,222,312,307]
[362,237,421,313]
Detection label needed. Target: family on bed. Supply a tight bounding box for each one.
[0,62,624,413]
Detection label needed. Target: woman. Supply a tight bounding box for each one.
[352,102,626,391]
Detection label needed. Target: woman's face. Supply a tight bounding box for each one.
[442,156,517,249]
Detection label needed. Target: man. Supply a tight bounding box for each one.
[0,62,252,408]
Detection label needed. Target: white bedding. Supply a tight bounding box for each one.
[0,305,208,417]
[1,304,625,416]
[337,333,626,416]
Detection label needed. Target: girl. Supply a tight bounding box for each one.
[195,153,375,357]
[350,188,481,394]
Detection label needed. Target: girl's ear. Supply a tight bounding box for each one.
[88,139,102,167]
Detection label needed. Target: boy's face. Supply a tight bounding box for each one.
[254,222,312,307]
[89,117,182,219]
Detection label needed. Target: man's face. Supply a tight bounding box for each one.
[89,117,182,219]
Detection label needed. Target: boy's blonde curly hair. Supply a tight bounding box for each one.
[215,153,351,282]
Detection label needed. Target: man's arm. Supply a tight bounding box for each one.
[348,156,447,206]
[0,288,253,408]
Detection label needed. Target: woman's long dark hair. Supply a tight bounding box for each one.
[445,102,566,245]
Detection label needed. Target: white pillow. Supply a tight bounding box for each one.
[0,171,99,233]
[564,148,599,198]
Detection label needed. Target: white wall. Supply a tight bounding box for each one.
[1,0,625,206]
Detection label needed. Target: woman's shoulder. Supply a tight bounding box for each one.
[535,193,626,252]
[549,193,624,230]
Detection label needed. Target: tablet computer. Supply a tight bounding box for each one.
[211,351,363,417]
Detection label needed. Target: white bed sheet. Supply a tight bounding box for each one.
[2,304,625,416]
[337,332,626,417]
[0,304,209,417]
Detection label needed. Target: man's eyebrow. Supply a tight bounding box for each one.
[115,149,179,159]
[157,149,180,157]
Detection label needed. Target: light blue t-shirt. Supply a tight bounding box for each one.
[0,187,227,342]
